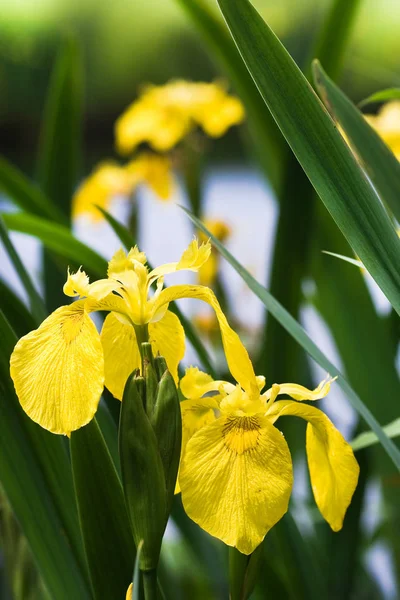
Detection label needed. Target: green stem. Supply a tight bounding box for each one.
[142,569,158,600]
[134,325,150,378]
[182,141,203,218]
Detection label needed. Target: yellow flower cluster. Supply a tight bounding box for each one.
[72,154,173,220]
[364,100,400,160]
[115,80,245,155]
[73,80,244,220]
[10,240,359,555]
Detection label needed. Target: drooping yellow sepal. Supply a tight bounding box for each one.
[10,303,104,435]
[179,415,293,555]
[266,400,359,531]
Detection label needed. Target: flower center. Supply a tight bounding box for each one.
[222,416,261,455]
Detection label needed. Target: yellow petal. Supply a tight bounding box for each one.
[10,303,104,435]
[264,375,335,402]
[267,400,359,531]
[148,239,211,282]
[175,395,220,494]
[107,246,147,278]
[100,313,141,400]
[126,153,174,201]
[63,267,90,297]
[177,239,211,271]
[72,162,132,220]
[126,583,133,600]
[148,310,185,384]
[180,366,224,399]
[180,415,293,554]
[153,284,258,396]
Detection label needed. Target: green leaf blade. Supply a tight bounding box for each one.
[2,212,108,278]
[216,0,400,315]
[71,419,135,600]
[313,61,400,223]
[37,36,83,220]
[0,310,91,599]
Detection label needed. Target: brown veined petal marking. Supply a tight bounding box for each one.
[180,414,293,555]
[10,303,104,435]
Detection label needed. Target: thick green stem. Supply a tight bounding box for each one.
[134,324,150,375]
[142,569,158,600]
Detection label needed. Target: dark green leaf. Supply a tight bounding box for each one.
[0,310,91,599]
[309,0,361,81]
[0,217,46,324]
[313,61,400,223]
[216,0,400,315]
[36,36,83,219]
[2,212,108,278]
[71,419,135,600]
[187,210,400,470]
[0,279,37,338]
[0,156,66,224]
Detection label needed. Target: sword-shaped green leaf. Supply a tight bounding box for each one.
[71,419,135,600]
[215,0,400,316]
[313,61,400,223]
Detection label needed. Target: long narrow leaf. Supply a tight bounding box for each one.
[351,419,400,451]
[0,217,46,323]
[36,36,83,220]
[187,211,400,470]
[313,61,400,223]
[0,156,66,224]
[358,88,400,109]
[2,212,108,278]
[71,419,135,600]
[0,311,91,599]
[216,0,400,316]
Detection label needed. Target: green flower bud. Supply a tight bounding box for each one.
[119,344,182,572]
[119,372,167,571]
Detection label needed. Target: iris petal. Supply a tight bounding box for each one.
[153,284,258,397]
[180,414,293,554]
[10,302,104,435]
[267,400,359,531]
[100,313,141,400]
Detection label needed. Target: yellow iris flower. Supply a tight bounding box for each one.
[198,219,231,287]
[178,362,359,555]
[364,100,400,160]
[115,80,245,155]
[10,239,250,437]
[72,153,173,220]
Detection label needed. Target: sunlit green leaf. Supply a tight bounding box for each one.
[2,212,107,278]
[313,61,400,223]
[358,88,400,109]
[215,0,400,316]
[351,419,400,451]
